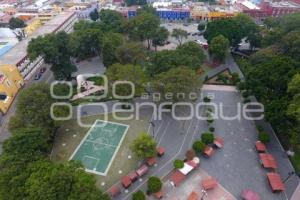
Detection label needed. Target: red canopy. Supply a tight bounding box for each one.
[214,137,224,148]
[136,164,149,177]
[241,189,260,200]
[128,171,138,182]
[259,153,277,169]
[188,191,198,200]
[201,177,218,190]
[109,186,121,197]
[203,146,215,157]
[153,191,164,199]
[121,176,132,188]
[146,157,157,166]
[170,170,186,186]
[255,141,266,152]
[267,173,285,192]
[157,146,165,156]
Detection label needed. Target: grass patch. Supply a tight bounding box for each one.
[291,152,300,174]
[51,111,152,191]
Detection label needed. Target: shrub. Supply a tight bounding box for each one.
[147,176,162,193]
[209,127,215,132]
[243,98,251,103]
[258,132,270,143]
[207,118,214,124]
[203,96,211,102]
[242,90,250,98]
[173,159,184,169]
[193,140,205,153]
[132,190,146,200]
[185,149,196,160]
[201,132,215,145]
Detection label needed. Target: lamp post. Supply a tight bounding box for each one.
[283,171,295,183]
[150,121,155,139]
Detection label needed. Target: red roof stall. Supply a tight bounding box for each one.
[109,186,121,197]
[201,177,218,190]
[214,137,224,148]
[153,191,164,199]
[188,191,198,200]
[241,189,260,200]
[128,171,138,182]
[136,164,149,177]
[146,157,157,166]
[121,176,132,188]
[170,170,186,186]
[157,146,165,157]
[203,146,215,157]
[255,141,266,152]
[267,173,285,192]
[259,153,277,169]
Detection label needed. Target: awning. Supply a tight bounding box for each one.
[157,146,165,156]
[259,153,277,169]
[170,170,186,186]
[201,177,218,190]
[214,137,224,148]
[179,162,194,175]
[136,164,149,177]
[109,186,121,197]
[146,157,157,166]
[203,146,215,157]
[121,176,131,188]
[267,173,285,192]
[188,191,198,200]
[255,141,266,152]
[241,189,260,200]
[128,171,138,182]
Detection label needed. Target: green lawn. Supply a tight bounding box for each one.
[51,111,152,191]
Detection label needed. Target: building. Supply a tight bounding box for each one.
[191,5,238,21]
[157,7,190,21]
[0,65,23,114]
[260,0,300,17]
[0,11,77,114]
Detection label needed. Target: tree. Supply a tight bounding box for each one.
[130,133,156,159]
[152,67,200,103]
[70,28,103,59]
[147,177,162,193]
[132,190,146,200]
[106,63,147,97]
[185,149,196,160]
[173,160,184,169]
[198,23,206,32]
[246,31,262,50]
[9,84,54,132]
[127,12,160,49]
[204,14,258,47]
[193,140,205,153]
[152,27,169,51]
[27,32,77,79]
[201,132,215,145]
[9,17,26,29]
[258,132,270,144]
[281,30,300,61]
[3,128,50,162]
[99,9,126,33]
[147,42,206,76]
[116,42,146,65]
[89,9,99,21]
[209,35,229,62]
[171,28,188,46]
[102,32,124,67]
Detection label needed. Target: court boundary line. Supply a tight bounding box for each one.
[69,119,129,176]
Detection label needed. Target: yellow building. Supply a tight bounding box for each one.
[0,65,24,114]
[191,5,238,21]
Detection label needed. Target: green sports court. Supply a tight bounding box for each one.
[70,120,129,176]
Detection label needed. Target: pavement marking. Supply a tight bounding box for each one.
[157,120,171,146]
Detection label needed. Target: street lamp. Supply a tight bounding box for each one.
[283,171,295,183]
[149,121,155,138]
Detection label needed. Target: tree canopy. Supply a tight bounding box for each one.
[171,28,188,46]
[208,35,229,62]
[130,133,156,159]
[9,17,26,29]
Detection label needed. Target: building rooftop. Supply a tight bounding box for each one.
[0,11,75,66]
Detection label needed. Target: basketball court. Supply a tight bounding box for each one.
[70,120,129,176]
